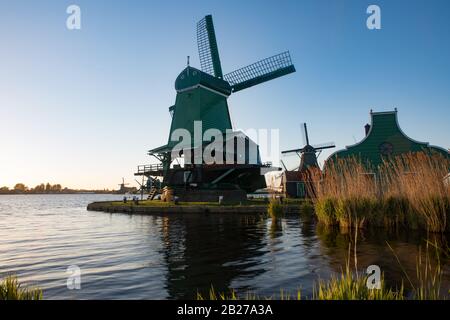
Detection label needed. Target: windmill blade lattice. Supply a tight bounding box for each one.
[223,51,295,92]
[197,15,223,78]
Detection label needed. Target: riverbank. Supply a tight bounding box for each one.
[87,199,302,215]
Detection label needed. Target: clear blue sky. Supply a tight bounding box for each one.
[0,0,449,189]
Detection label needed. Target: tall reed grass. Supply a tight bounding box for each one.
[313,264,404,300]
[299,200,315,217]
[0,275,42,300]
[313,152,449,232]
[267,197,283,218]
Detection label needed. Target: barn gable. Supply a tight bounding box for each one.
[326,109,449,170]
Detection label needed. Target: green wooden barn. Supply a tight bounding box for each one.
[326,109,449,171]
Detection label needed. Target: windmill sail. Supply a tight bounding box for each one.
[312,142,336,150]
[282,148,303,155]
[301,123,309,146]
[197,15,223,78]
[224,51,295,92]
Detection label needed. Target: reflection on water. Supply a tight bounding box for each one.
[315,224,450,295]
[0,194,448,299]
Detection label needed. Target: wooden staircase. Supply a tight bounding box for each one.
[148,187,158,200]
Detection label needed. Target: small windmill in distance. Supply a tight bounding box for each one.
[117,177,131,194]
[282,123,335,172]
[280,123,335,198]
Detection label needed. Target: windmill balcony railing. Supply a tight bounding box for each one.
[136,164,164,174]
[137,162,272,173]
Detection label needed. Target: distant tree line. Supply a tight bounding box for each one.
[0,183,113,194]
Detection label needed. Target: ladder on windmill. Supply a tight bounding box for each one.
[148,186,158,200]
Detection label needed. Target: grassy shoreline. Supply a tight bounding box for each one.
[87,152,449,232]
[87,198,309,215]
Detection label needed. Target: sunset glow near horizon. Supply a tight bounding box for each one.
[1,0,449,190]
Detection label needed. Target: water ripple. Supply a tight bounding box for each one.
[0,194,449,299]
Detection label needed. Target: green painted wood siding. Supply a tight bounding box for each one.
[327,111,449,170]
[167,87,232,148]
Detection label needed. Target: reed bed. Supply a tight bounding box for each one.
[267,197,284,218]
[313,265,403,300]
[313,152,449,232]
[299,200,315,217]
[0,275,42,300]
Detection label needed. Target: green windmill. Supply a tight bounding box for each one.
[136,15,295,195]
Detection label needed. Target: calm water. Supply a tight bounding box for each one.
[0,194,448,299]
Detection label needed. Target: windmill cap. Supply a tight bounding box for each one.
[175,66,232,96]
